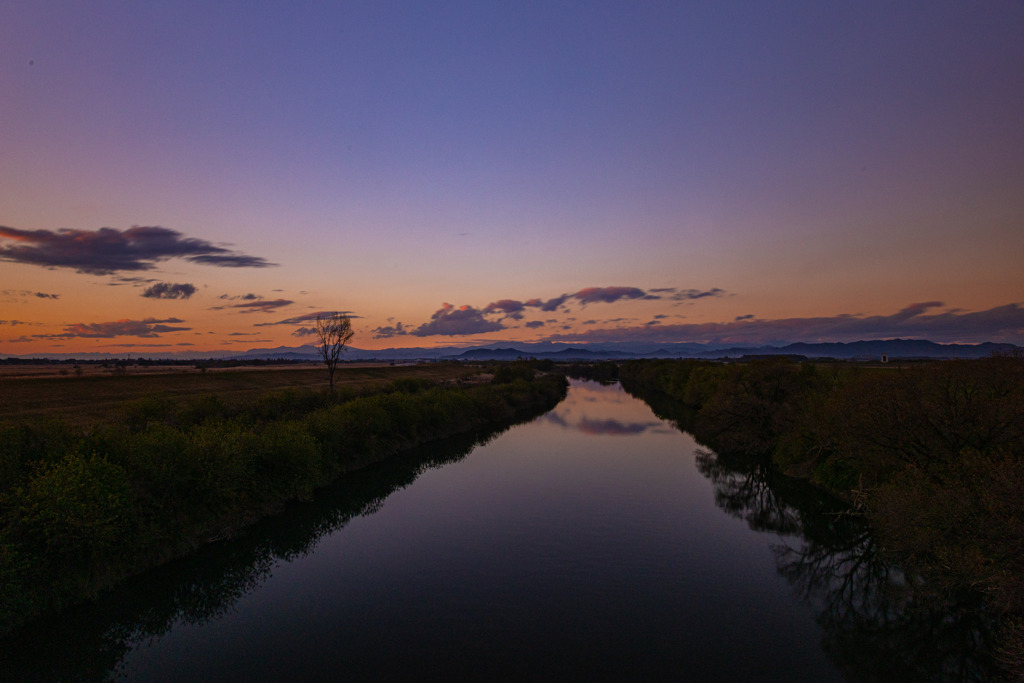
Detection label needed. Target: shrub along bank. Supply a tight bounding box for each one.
[619,356,1024,676]
[0,370,568,636]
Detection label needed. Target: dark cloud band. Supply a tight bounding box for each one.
[378,285,726,339]
[22,317,193,340]
[0,225,276,274]
[142,283,197,300]
[411,303,504,337]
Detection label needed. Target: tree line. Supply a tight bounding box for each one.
[618,355,1024,678]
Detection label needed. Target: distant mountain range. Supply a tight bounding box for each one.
[2,339,1020,362]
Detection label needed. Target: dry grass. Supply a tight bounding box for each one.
[0,363,477,426]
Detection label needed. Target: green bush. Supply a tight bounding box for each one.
[0,421,79,496]
[177,394,231,426]
[4,453,133,597]
[122,395,174,432]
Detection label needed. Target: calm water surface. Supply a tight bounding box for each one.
[7,380,988,680]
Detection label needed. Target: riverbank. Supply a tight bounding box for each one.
[618,356,1024,678]
[0,368,568,636]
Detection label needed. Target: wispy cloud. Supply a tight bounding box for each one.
[22,317,193,340]
[535,286,725,313]
[371,322,410,338]
[255,310,359,327]
[222,298,294,314]
[1,289,60,301]
[142,282,197,299]
[669,288,727,301]
[0,225,275,274]
[572,286,649,305]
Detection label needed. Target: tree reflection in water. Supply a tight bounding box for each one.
[0,428,501,681]
[696,447,1003,682]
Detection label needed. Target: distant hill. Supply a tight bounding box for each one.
[450,346,637,361]
[695,339,1021,360]
[2,339,1019,363]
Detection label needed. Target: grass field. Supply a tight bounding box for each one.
[0,363,478,426]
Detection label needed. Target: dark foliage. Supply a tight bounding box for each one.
[0,373,568,636]
[619,356,1024,678]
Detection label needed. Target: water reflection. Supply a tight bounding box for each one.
[544,380,670,436]
[694,446,1003,681]
[0,428,501,681]
[5,380,1005,680]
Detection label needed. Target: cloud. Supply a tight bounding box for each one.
[186,254,273,268]
[484,299,527,319]
[376,285,728,340]
[372,322,410,339]
[142,282,197,300]
[255,310,359,326]
[572,286,648,305]
[25,317,193,339]
[254,310,360,338]
[542,302,1024,345]
[527,287,649,313]
[0,225,275,274]
[670,287,727,300]
[1,320,40,326]
[524,286,725,313]
[411,303,505,337]
[225,298,294,314]
[1,289,60,301]
[538,294,570,312]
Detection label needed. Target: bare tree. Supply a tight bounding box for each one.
[314,312,354,393]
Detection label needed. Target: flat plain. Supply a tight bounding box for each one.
[0,363,475,426]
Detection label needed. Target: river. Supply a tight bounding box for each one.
[2,380,997,680]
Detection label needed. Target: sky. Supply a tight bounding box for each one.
[2,1,1023,355]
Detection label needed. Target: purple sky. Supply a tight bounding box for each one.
[2,1,1023,352]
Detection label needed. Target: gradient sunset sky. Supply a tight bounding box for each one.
[2,1,1023,354]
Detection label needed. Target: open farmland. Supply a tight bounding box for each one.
[0,363,477,426]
